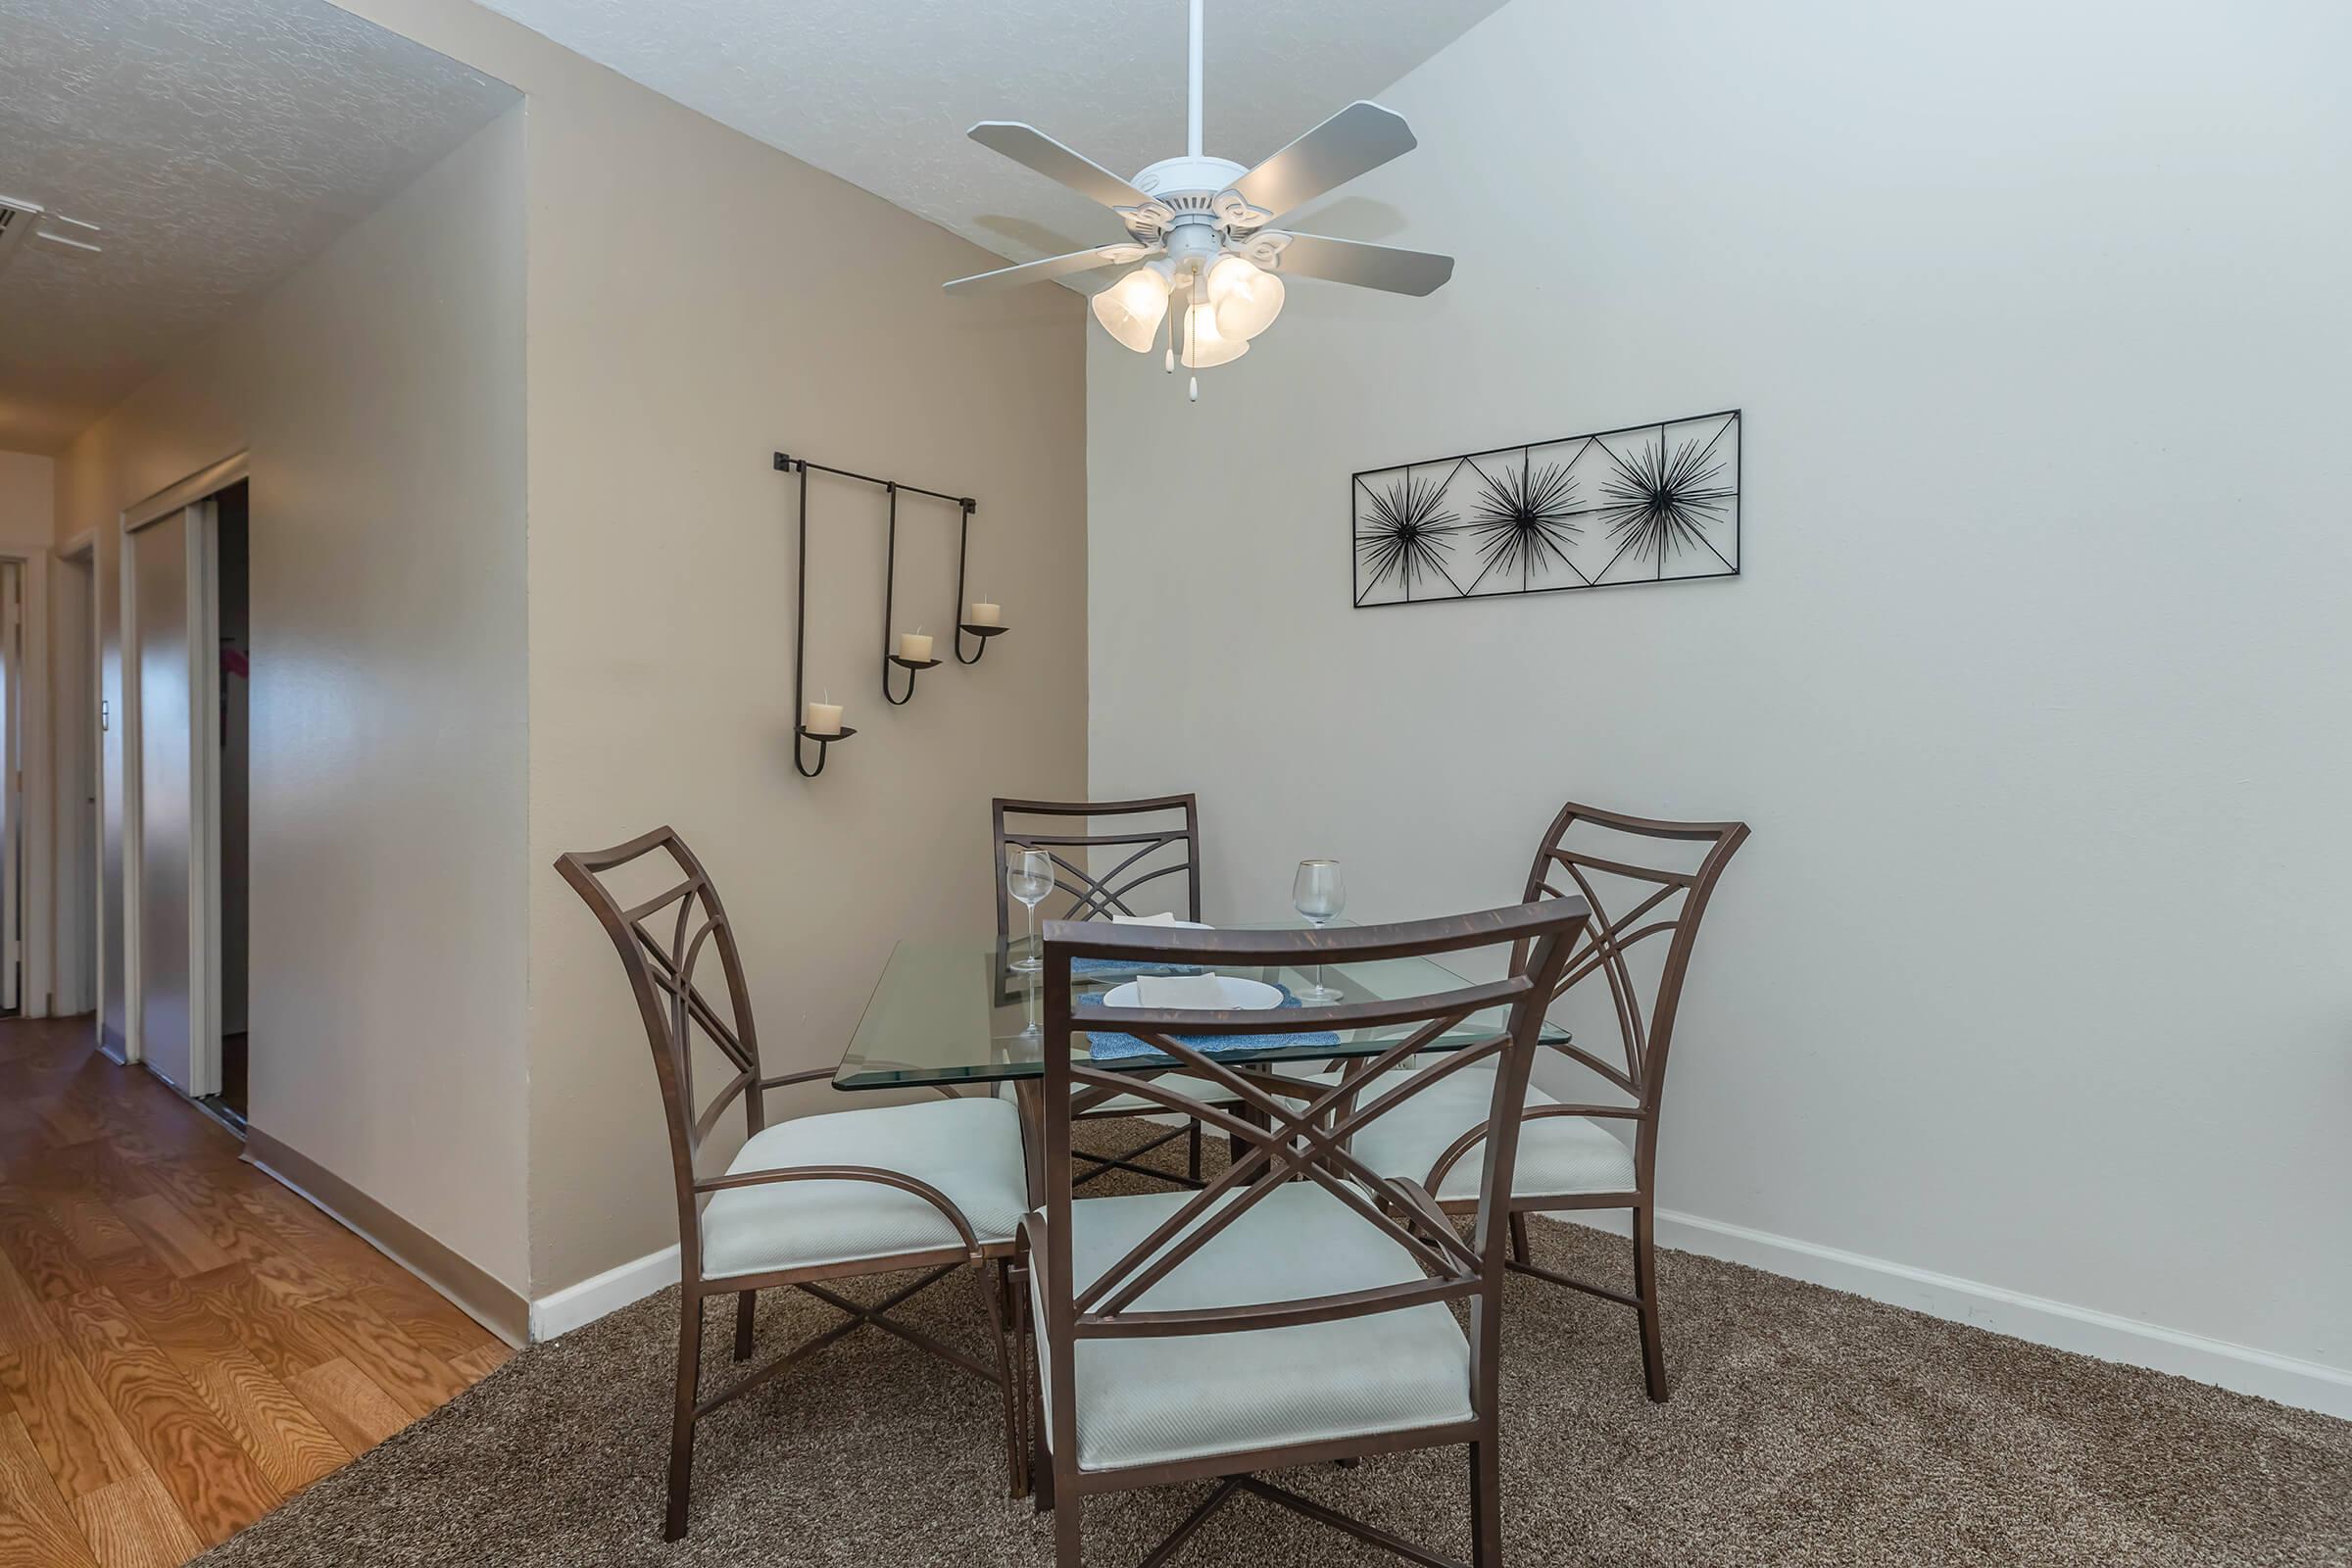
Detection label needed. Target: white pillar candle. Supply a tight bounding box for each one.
[804,701,843,736]
[967,601,1002,627]
[898,632,934,662]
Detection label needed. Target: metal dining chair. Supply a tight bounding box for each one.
[557,826,1029,1541]
[1026,902,1588,1568]
[1324,802,1748,1401]
[993,793,1237,1188]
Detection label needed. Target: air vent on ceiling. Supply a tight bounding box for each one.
[0,195,103,274]
[0,197,39,273]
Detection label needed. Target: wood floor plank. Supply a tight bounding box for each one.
[0,1410,99,1567]
[104,1265,253,1361]
[446,1342,512,1383]
[0,1343,148,1499]
[47,1289,282,1547]
[351,1275,499,1365]
[46,1195,141,1262]
[178,1348,347,1494]
[303,1294,469,1422]
[0,1199,106,1302]
[0,1250,60,1352]
[70,1470,205,1568]
[284,1359,409,1456]
[188,1273,341,1386]
[115,1199,234,1281]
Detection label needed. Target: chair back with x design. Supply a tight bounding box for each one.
[1029,901,1586,1558]
[556,826,765,1273]
[1513,802,1749,1188]
[992,793,1201,934]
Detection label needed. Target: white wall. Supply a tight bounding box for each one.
[54,109,529,1293]
[1088,0,2352,1406]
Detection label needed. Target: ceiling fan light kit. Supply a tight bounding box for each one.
[945,0,1454,400]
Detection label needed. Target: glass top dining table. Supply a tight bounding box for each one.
[831,921,1568,1091]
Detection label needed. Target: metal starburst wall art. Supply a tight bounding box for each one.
[1350,411,1740,607]
[1354,473,1463,600]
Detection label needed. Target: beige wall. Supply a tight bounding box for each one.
[1088,0,2352,1402]
[0,452,53,547]
[52,109,531,1291]
[46,0,1088,1307]
[329,0,1091,1296]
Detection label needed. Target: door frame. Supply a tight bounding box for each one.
[53,532,98,1024]
[119,452,245,1086]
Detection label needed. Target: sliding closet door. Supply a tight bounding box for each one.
[130,507,200,1092]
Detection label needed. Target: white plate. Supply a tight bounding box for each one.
[1108,917,1214,928]
[1100,976,1283,1010]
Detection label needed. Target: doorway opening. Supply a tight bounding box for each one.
[122,466,249,1129]
[215,485,249,1119]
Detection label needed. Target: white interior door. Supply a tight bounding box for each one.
[128,505,215,1094]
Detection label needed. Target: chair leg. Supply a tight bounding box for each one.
[1508,1211,1530,1266]
[1053,1483,1083,1566]
[1029,1314,1054,1516]
[1187,1118,1204,1183]
[731,1289,756,1362]
[663,1288,706,1542]
[983,1259,1024,1497]
[1632,1200,1669,1402]
[1468,1440,1501,1567]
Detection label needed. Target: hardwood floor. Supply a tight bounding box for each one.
[0,1016,513,1565]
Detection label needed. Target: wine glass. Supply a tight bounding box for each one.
[1292,858,1346,1002]
[1006,846,1053,974]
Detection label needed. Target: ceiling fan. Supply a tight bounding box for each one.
[943,0,1453,398]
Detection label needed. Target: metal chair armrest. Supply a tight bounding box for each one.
[693,1163,984,1257]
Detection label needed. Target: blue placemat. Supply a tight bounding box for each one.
[1080,984,1341,1062]
[1070,956,1207,977]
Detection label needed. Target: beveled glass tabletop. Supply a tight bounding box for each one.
[833,923,1564,1090]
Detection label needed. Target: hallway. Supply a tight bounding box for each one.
[0,1016,511,1564]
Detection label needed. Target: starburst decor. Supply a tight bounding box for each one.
[1354,474,1463,600]
[1592,432,1738,576]
[1351,411,1740,607]
[1465,461,1580,589]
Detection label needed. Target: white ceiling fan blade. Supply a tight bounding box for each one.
[968,122,1152,210]
[1266,233,1454,296]
[1226,102,1417,220]
[943,245,1156,296]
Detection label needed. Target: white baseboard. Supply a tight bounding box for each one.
[529,1245,679,1342]
[1547,1206,2352,1420]
[526,1211,2352,1421]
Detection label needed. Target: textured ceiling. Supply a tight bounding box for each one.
[468,0,1507,273]
[0,0,518,454]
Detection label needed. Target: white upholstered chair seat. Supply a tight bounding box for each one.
[700,1095,1028,1280]
[1316,1061,1637,1201]
[1031,1183,1473,1473]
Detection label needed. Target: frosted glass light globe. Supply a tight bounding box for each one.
[1205,254,1285,340]
[1089,266,1172,353]
[1180,301,1249,368]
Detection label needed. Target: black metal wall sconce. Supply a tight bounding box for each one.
[777,449,1006,778]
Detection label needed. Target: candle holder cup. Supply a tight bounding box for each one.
[884,654,942,706]
[955,621,1009,665]
[793,723,857,778]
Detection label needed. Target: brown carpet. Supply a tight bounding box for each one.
[196,1130,2350,1567]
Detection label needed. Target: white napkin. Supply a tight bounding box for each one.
[1110,911,1180,925]
[1134,972,1231,1008]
